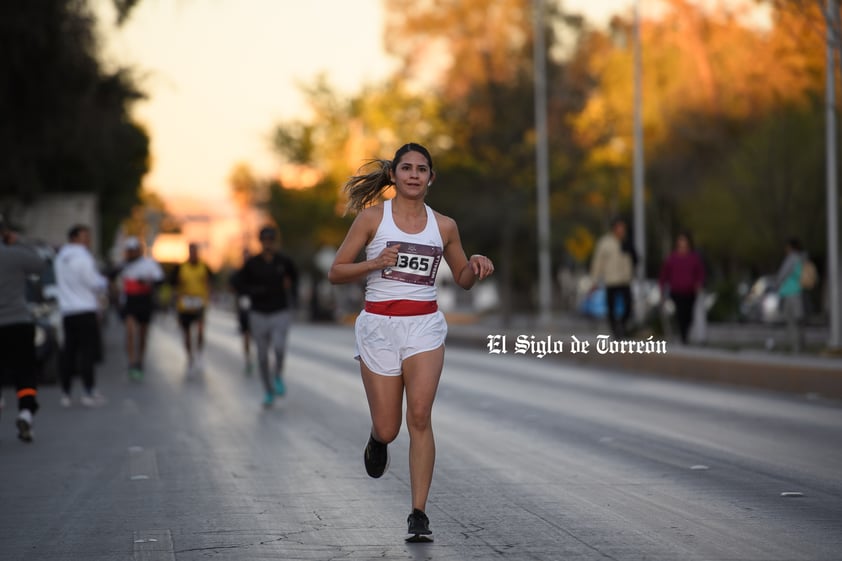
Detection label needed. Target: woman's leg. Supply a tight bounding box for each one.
[360,361,404,444]
[401,345,445,512]
[673,293,695,344]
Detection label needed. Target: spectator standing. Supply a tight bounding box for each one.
[590,217,635,339]
[658,232,706,344]
[0,216,47,441]
[774,238,806,353]
[54,224,109,407]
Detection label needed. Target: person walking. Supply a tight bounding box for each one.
[169,242,214,376]
[115,237,164,380]
[328,143,494,541]
[590,217,635,339]
[658,232,705,344]
[774,238,806,353]
[0,216,47,441]
[231,227,298,406]
[53,224,109,407]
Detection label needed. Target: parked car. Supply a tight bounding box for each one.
[739,275,782,324]
[25,244,62,384]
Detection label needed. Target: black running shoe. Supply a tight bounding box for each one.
[363,434,389,478]
[407,508,432,540]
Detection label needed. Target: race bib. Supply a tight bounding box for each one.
[179,295,205,311]
[382,241,442,286]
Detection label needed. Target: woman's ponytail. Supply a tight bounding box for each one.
[343,159,393,214]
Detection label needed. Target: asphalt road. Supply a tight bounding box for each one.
[1,309,841,561]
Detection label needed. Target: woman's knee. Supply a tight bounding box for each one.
[372,419,401,443]
[405,404,432,433]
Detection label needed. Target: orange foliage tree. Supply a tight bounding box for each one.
[570,0,827,277]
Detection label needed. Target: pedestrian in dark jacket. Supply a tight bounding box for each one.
[658,232,705,344]
[0,216,47,441]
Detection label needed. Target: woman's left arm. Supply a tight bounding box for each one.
[439,214,494,290]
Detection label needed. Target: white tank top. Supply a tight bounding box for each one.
[365,199,444,302]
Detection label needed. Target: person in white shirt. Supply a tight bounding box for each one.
[54,224,109,407]
[114,237,163,380]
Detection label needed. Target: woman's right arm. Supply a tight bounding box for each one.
[328,209,397,285]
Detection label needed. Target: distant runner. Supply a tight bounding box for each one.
[231,227,298,407]
[115,237,164,380]
[169,242,214,376]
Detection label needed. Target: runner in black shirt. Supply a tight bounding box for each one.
[231,226,298,406]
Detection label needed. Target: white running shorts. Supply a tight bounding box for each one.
[354,310,448,376]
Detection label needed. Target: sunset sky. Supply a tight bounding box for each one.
[94,0,646,211]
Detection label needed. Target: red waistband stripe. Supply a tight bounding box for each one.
[364,300,438,316]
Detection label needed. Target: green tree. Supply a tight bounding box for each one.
[684,102,827,273]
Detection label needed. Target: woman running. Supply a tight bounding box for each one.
[328,142,494,541]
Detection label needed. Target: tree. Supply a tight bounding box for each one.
[569,0,826,275]
[0,0,149,250]
[684,103,826,273]
[384,0,590,318]
[260,1,592,318]
[267,75,449,270]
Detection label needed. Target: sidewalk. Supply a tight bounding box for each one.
[444,312,842,401]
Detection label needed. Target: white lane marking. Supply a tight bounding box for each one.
[128,446,159,481]
[133,529,175,561]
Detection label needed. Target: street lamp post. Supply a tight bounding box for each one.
[633,0,646,282]
[825,0,841,350]
[533,0,552,324]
